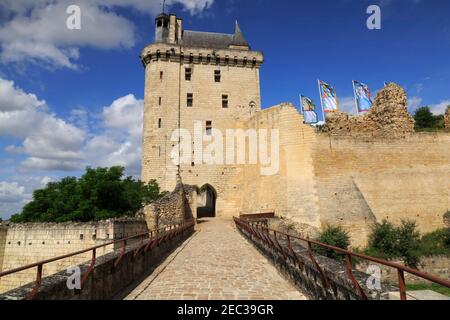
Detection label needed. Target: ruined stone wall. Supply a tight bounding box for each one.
[445,107,450,129]
[322,84,415,138]
[0,219,147,294]
[312,133,450,247]
[143,175,196,229]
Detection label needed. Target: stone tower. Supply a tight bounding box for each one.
[141,13,264,216]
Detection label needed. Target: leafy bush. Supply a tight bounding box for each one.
[10,167,164,223]
[314,225,350,261]
[365,219,421,268]
[414,106,444,131]
[418,229,450,256]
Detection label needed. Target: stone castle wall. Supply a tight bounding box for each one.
[0,219,147,294]
[312,133,450,247]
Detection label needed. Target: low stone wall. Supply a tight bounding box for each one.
[357,255,450,285]
[143,174,196,229]
[0,223,195,300]
[236,221,395,300]
[0,218,148,294]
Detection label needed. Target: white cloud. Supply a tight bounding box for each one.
[0,0,215,69]
[429,100,450,116]
[339,96,358,115]
[407,96,423,114]
[0,78,144,218]
[0,78,86,171]
[0,182,25,203]
[84,94,143,175]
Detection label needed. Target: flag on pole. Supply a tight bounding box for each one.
[300,95,318,124]
[318,80,339,112]
[353,80,373,113]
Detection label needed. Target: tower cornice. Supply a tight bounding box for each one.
[140,43,264,69]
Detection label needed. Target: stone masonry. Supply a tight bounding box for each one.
[125,218,306,300]
[140,13,450,248]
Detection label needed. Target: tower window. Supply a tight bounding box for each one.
[160,71,163,80]
[159,97,162,106]
[222,95,229,108]
[206,121,212,136]
[185,68,192,81]
[158,118,162,128]
[187,93,193,107]
[157,20,162,27]
[215,70,221,82]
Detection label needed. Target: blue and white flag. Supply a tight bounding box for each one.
[318,80,339,113]
[353,80,373,113]
[300,95,318,124]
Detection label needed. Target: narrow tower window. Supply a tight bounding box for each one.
[185,68,192,81]
[159,97,162,106]
[206,121,212,136]
[222,95,229,108]
[158,118,162,128]
[160,71,163,80]
[187,93,193,107]
[215,70,221,82]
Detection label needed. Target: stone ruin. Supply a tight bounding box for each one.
[321,83,415,138]
[445,106,450,129]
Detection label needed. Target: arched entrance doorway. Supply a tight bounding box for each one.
[197,185,217,218]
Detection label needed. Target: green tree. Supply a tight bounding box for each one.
[10,167,165,223]
[365,219,421,268]
[367,220,398,259]
[414,106,441,131]
[397,220,421,268]
[314,225,350,261]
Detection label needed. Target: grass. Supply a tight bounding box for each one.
[406,283,450,297]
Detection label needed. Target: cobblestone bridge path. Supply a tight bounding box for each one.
[124,218,307,300]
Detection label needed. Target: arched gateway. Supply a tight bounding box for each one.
[196,185,217,218]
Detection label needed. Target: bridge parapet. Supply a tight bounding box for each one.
[234,217,450,300]
[0,220,195,300]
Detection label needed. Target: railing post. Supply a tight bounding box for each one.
[81,248,96,289]
[398,269,407,300]
[27,264,43,300]
[306,238,329,289]
[345,253,367,300]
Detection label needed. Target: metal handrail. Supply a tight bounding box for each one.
[234,216,450,300]
[0,219,195,299]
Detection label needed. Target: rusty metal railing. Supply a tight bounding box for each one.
[239,212,275,220]
[234,216,450,300]
[0,219,195,300]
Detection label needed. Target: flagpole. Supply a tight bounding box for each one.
[318,79,325,122]
[352,80,359,115]
[299,94,303,114]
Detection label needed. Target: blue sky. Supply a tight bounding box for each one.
[1,0,450,219]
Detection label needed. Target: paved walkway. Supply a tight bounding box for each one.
[125,218,306,300]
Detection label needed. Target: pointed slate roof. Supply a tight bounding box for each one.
[180,21,249,50]
[231,21,249,47]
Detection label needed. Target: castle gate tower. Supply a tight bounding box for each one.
[141,13,264,217]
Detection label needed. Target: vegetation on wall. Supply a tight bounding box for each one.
[413,106,445,131]
[10,167,165,223]
[314,225,350,261]
[364,219,450,268]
